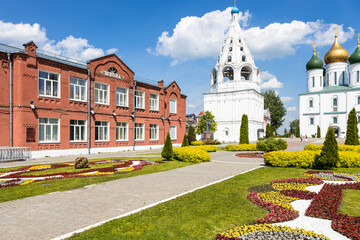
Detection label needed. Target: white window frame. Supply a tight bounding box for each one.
[357,96,360,105]
[38,70,60,98]
[116,87,128,107]
[116,122,128,141]
[169,99,177,114]
[134,90,145,109]
[95,121,109,141]
[149,93,159,111]
[95,82,110,105]
[170,125,177,140]
[69,76,87,102]
[39,117,60,143]
[309,117,314,125]
[135,123,144,140]
[69,120,87,142]
[333,117,338,124]
[149,124,159,140]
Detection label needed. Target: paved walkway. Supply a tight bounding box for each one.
[0,151,263,240]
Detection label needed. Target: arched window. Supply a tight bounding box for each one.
[229,47,232,52]
[312,77,315,87]
[108,67,117,74]
[342,71,345,85]
[212,69,217,84]
[241,66,252,80]
[309,99,313,108]
[242,56,246,62]
[334,72,337,85]
[223,67,234,81]
[239,39,241,43]
[333,117,338,124]
[357,71,360,82]
[240,47,243,51]
[309,117,314,125]
[228,56,232,62]
[327,73,329,86]
[230,39,233,44]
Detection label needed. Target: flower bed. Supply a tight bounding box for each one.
[235,152,263,158]
[216,223,329,240]
[225,144,257,151]
[305,182,360,240]
[0,159,159,188]
[305,171,359,181]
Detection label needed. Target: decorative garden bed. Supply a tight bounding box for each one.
[235,152,263,158]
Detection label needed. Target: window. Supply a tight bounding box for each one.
[134,90,145,109]
[149,93,159,111]
[39,71,60,97]
[149,124,159,140]
[39,118,59,142]
[170,126,177,140]
[116,122,128,141]
[169,99,177,114]
[108,67,117,74]
[26,128,36,143]
[239,39,241,43]
[230,39,233,44]
[116,87,128,107]
[312,77,315,87]
[228,56,232,62]
[240,47,243,51]
[95,121,109,141]
[358,116,360,123]
[70,77,86,101]
[334,72,337,85]
[342,71,345,85]
[310,118,314,125]
[357,71,360,82]
[242,56,246,62]
[70,120,86,142]
[309,100,313,108]
[135,123,144,140]
[333,98,338,106]
[229,47,232,51]
[333,117,338,124]
[95,82,109,104]
[358,96,360,105]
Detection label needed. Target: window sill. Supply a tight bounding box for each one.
[70,99,88,103]
[171,138,177,141]
[38,95,61,99]
[95,140,110,142]
[116,140,129,142]
[69,141,87,143]
[38,141,61,144]
[135,107,145,110]
[95,102,110,106]
[149,109,159,112]
[135,139,145,141]
[150,139,159,141]
[116,105,129,108]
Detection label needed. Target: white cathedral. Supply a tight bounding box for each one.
[203,3,264,142]
[299,29,360,138]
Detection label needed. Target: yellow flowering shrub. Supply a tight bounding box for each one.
[305,144,360,152]
[225,144,257,151]
[194,145,217,152]
[272,182,313,191]
[173,147,211,163]
[190,141,205,146]
[257,191,297,210]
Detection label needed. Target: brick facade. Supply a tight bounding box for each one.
[0,41,186,157]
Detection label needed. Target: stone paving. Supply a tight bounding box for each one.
[0,151,263,240]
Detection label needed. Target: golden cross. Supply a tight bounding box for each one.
[358,33,360,44]
[317,51,320,57]
[334,24,339,37]
[234,0,236,4]
[312,42,316,53]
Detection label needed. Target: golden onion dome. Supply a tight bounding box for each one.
[324,36,349,64]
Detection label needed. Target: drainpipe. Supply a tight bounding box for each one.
[87,68,91,154]
[133,80,137,151]
[8,53,12,147]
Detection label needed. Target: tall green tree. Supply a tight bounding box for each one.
[345,108,360,145]
[289,119,300,137]
[239,114,249,144]
[187,125,196,143]
[313,127,339,169]
[264,90,286,130]
[161,133,173,160]
[196,111,217,135]
[317,125,321,138]
[181,133,189,147]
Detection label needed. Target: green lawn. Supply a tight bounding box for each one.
[69,167,360,240]
[339,189,360,216]
[0,157,193,203]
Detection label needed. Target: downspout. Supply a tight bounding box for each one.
[133,80,137,151]
[8,53,12,147]
[87,68,91,154]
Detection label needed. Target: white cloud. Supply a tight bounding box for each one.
[0,20,117,61]
[187,103,196,109]
[287,106,297,112]
[150,9,354,62]
[281,96,294,103]
[261,71,283,89]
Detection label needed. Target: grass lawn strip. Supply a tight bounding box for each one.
[339,189,360,216]
[0,157,193,203]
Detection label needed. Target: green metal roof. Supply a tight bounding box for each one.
[299,86,360,95]
[349,46,360,65]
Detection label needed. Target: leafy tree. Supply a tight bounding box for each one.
[239,114,249,144]
[313,127,339,169]
[345,108,360,145]
[296,127,300,138]
[289,119,299,135]
[181,133,189,147]
[187,125,196,143]
[196,111,217,135]
[317,125,321,138]
[264,90,286,130]
[266,123,275,138]
[161,133,173,160]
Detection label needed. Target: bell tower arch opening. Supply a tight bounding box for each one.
[223,66,234,81]
[241,66,252,80]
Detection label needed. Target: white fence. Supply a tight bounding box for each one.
[0,147,31,162]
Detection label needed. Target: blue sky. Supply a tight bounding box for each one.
[1,0,359,132]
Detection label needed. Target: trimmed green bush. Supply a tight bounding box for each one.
[256,138,287,152]
[191,141,205,146]
[188,125,196,143]
[225,144,257,151]
[202,139,221,145]
[317,125,321,138]
[345,108,360,145]
[181,133,189,147]
[173,147,211,163]
[313,127,339,170]
[74,157,89,169]
[195,145,217,152]
[161,133,173,160]
[239,114,249,144]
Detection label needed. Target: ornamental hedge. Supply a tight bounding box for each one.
[264,150,360,168]
[225,144,257,151]
[195,145,218,152]
[190,140,205,146]
[256,138,287,152]
[173,147,211,163]
[305,144,360,152]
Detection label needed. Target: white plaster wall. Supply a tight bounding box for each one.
[325,62,348,86]
[349,63,360,87]
[307,69,324,92]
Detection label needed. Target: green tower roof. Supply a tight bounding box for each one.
[349,45,360,65]
[306,53,324,71]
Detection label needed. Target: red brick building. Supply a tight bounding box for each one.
[0,41,186,158]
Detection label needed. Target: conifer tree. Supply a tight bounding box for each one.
[313,127,339,169]
[239,114,249,144]
[161,133,173,160]
[317,125,321,138]
[296,125,300,138]
[181,133,189,147]
[188,125,196,144]
[345,108,360,145]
